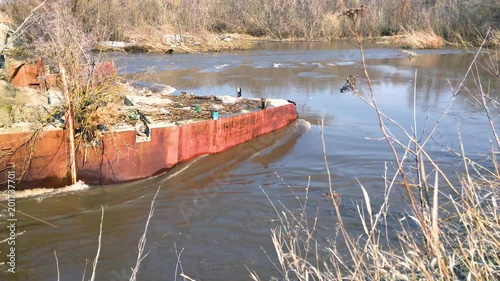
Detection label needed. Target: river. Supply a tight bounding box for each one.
[1,41,499,280]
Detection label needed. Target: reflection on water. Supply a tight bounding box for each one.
[1,41,499,280]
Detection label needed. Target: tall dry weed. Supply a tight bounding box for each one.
[488,30,500,47]
[252,30,500,281]
[124,25,177,53]
[390,29,445,49]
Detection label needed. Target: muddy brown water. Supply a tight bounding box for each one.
[1,41,499,280]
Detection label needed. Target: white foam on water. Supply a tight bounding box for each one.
[215,64,230,69]
[0,154,210,203]
[298,118,312,132]
[336,61,355,66]
[0,180,90,201]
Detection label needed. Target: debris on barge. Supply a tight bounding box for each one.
[0,62,298,190]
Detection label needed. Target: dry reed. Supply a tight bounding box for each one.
[11,0,127,145]
[89,206,104,281]
[129,186,161,281]
[390,29,445,49]
[489,30,500,47]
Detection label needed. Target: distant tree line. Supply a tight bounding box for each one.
[2,0,499,43]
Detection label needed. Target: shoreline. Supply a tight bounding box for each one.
[92,31,498,55]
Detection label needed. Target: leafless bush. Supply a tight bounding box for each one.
[3,0,498,44]
[320,13,343,40]
[7,0,124,145]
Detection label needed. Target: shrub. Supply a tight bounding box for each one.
[321,12,343,40]
[11,1,125,144]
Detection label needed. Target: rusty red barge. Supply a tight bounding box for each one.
[0,100,298,190]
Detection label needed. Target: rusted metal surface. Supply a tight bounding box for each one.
[0,130,69,190]
[8,59,57,89]
[8,64,39,88]
[7,59,115,89]
[0,104,298,190]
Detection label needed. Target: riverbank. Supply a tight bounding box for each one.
[95,32,256,54]
[96,28,499,54]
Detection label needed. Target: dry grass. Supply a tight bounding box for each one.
[196,33,254,53]
[0,10,14,24]
[71,71,124,145]
[96,26,254,54]
[488,30,500,47]
[123,25,178,53]
[390,29,445,49]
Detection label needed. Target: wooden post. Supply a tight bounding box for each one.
[59,64,77,185]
